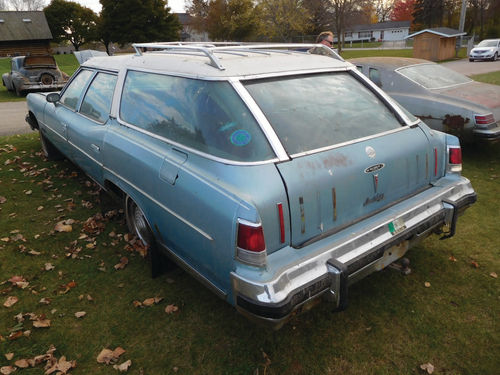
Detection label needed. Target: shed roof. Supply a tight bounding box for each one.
[0,11,53,42]
[406,27,466,39]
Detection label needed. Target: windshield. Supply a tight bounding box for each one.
[243,72,403,155]
[477,40,497,47]
[397,63,471,89]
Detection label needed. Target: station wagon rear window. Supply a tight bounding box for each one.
[244,72,402,155]
[119,71,275,162]
[397,63,472,89]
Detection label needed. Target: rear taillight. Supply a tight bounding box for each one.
[236,220,266,266]
[474,113,495,126]
[447,146,462,173]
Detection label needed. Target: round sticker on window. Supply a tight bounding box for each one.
[230,130,251,146]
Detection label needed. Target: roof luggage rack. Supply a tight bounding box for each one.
[132,42,344,71]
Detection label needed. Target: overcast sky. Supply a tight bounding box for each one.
[73,0,187,14]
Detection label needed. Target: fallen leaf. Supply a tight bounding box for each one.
[8,276,25,285]
[448,256,457,262]
[0,366,16,375]
[97,347,125,364]
[165,304,179,314]
[114,257,129,270]
[25,190,32,195]
[74,311,86,318]
[54,221,72,233]
[28,250,41,256]
[471,261,479,268]
[132,300,142,308]
[3,296,18,308]
[39,298,51,305]
[0,196,6,204]
[45,355,76,375]
[8,331,22,340]
[32,319,51,328]
[113,359,132,372]
[490,272,498,279]
[44,263,55,271]
[37,206,44,211]
[14,359,29,368]
[420,362,434,374]
[4,353,14,361]
[142,297,162,306]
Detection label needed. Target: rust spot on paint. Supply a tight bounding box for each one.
[443,114,469,129]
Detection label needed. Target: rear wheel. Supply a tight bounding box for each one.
[125,196,171,277]
[14,84,23,97]
[40,132,63,160]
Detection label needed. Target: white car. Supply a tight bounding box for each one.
[469,39,500,62]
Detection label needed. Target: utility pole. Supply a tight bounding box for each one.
[458,0,467,55]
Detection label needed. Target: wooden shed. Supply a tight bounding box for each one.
[406,28,466,61]
[0,11,53,57]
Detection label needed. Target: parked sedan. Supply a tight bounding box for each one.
[469,39,500,62]
[2,55,68,96]
[351,57,500,142]
[26,43,476,327]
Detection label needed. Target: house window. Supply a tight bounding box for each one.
[344,32,352,38]
[359,31,372,39]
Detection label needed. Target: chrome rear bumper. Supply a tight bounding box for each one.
[231,177,476,327]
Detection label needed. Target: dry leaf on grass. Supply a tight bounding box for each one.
[4,353,14,361]
[0,366,16,375]
[97,347,126,364]
[420,362,434,374]
[490,272,498,278]
[44,263,55,271]
[3,296,18,308]
[74,311,86,318]
[32,319,51,328]
[0,196,6,204]
[28,250,41,256]
[14,359,29,368]
[113,359,132,372]
[114,257,129,270]
[39,298,51,305]
[165,304,179,314]
[424,282,431,288]
[45,355,76,375]
[470,261,479,268]
[54,221,73,233]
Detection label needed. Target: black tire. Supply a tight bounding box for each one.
[493,53,498,61]
[39,132,63,160]
[125,196,171,277]
[469,58,474,62]
[14,84,23,97]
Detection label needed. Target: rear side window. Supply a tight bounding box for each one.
[244,72,402,155]
[61,69,93,110]
[119,70,275,162]
[80,72,117,123]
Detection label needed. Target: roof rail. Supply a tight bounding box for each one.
[132,42,344,71]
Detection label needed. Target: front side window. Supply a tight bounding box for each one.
[244,72,402,155]
[119,71,275,162]
[80,72,117,123]
[60,69,93,110]
[369,68,381,87]
[397,63,471,89]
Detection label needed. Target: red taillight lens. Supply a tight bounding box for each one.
[474,113,495,125]
[237,222,265,252]
[449,147,462,165]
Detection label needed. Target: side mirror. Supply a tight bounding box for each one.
[46,92,60,103]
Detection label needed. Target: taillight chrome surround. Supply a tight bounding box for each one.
[236,219,267,267]
[447,145,462,173]
[474,113,495,126]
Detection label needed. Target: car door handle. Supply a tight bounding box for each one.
[91,144,100,152]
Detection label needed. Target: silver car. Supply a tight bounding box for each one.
[469,39,500,62]
[351,57,500,142]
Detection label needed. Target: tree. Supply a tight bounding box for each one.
[330,0,368,53]
[203,0,260,40]
[257,0,310,42]
[374,0,394,22]
[303,0,333,37]
[44,0,98,51]
[390,0,416,22]
[100,0,181,50]
[413,0,444,28]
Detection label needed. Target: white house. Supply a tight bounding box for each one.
[336,21,411,43]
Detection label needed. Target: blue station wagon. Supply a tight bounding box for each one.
[26,43,476,328]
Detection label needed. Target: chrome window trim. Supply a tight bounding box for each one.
[229,79,289,162]
[103,166,214,241]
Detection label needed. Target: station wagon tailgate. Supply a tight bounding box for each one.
[276,126,434,247]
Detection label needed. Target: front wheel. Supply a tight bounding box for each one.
[493,53,498,61]
[14,84,23,97]
[40,132,63,160]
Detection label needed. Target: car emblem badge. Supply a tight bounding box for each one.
[373,174,379,193]
[365,146,376,159]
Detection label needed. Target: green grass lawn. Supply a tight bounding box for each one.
[0,134,498,375]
